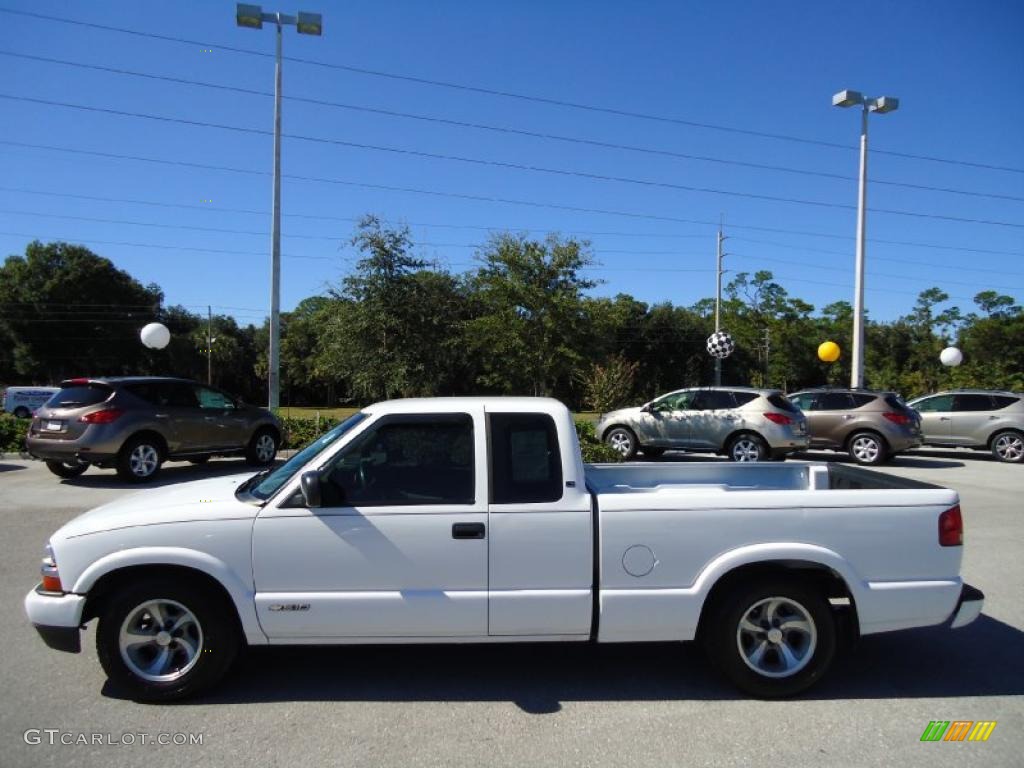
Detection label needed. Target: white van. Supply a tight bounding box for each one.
[2,387,60,418]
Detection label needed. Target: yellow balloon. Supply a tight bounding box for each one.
[818,341,841,363]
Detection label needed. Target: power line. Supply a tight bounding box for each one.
[2,98,1021,230]
[3,50,1019,204]
[1,6,1021,174]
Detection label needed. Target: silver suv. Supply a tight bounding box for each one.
[27,377,282,482]
[908,389,1024,463]
[597,387,809,462]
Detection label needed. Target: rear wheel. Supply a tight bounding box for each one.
[116,436,163,482]
[45,459,88,479]
[245,428,278,466]
[96,578,240,702]
[991,430,1024,463]
[847,432,887,465]
[703,577,836,698]
[727,433,768,462]
[604,427,638,460]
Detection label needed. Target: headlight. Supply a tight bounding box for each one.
[40,542,63,593]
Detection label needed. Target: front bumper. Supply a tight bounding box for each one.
[950,583,985,629]
[24,585,86,654]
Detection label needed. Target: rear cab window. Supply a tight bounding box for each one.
[952,394,993,412]
[851,393,877,408]
[489,413,563,504]
[731,391,760,407]
[990,395,1019,410]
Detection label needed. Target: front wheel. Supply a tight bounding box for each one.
[704,578,836,698]
[991,430,1024,463]
[96,578,240,702]
[13,406,31,419]
[45,459,88,478]
[847,432,887,465]
[727,433,768,462]
[604,427,638,460]
[245,428,278,466]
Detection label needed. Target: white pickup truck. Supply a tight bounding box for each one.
[25,397,983,701]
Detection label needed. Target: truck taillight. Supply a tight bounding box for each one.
[939,505,963,547]
[41,544,63,592]
[764,412,792,425]
[883,411,911,425]
[79,408,123,424]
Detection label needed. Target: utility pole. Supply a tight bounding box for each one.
[714,220,727,386]
[763,327,771,387]
[207,305,213,385]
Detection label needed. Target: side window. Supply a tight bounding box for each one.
[991,395,1019,410]
[953,394,994,412]
[489,413,563,504]
[196,386,235,409]
[322,415,474,507]
[731,391,759,407]
[159,383,199,407]
[692,390,735,410]
[123,382,160,405]
[851,394,877,408]
[788,394,814,411]
[817,393,855,410]
[914,395,952,412]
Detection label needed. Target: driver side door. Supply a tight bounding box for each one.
[251,409,490,640]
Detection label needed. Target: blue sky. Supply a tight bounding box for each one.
[1,0,1022,328]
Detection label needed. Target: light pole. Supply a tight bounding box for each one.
[236,4,322,409]
[832,89,899,389]
[714,221,727,386]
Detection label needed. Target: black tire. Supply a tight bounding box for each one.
[245,427,279,466]
[96,577,240,702]
[990,430,1024,463]
[847,431,887,465]
[116,435,164,482]
[188,456,211,465]
[13,406,31,419]
[604,426,638,460]
[642,447,665,459]
[726,433,768,462]
[45,459,88,478]
[702,577,837,698]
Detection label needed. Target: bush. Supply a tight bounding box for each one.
[278,415,341,450]
[0,414,29,453]
[575,419,624,464]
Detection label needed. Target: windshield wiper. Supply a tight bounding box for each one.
[236,468,272,495]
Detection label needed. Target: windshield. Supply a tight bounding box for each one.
[247,412,368,501]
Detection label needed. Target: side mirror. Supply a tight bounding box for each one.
[640,403,651,414]
[299,471,322,508]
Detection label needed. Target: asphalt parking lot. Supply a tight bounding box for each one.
[1,451,1021,768]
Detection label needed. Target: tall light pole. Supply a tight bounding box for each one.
[236,4,322,409]
[832,89,899,389]
[714,220,727,386]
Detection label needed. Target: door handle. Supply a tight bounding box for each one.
[939,417,951,421]
[154,413,169,419]
[452,523,485,540]
[989,415,998,420]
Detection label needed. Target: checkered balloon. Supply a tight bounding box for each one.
[706,330,735,359]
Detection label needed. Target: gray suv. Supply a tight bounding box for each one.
[787,388,922,465]
[596,387,809,462]
[27,377,282,482]
[908,389,1024,463]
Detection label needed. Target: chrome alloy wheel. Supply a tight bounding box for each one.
[129,444,160,477]
[736,596,817,678]
[608,430,633,456]
[731,438,762,462]
[851,435,881,463]
[994,433,1024,462]
[118,599,203,682]
[255,433,276,462]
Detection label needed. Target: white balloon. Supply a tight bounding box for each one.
[940,346,963,367]
[140,322,171,350]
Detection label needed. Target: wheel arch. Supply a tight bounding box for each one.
[121,429,170,460]
[75,550,265,645]
[601,423,635,443]
[987,426,1023,449]
[845,428,888,452]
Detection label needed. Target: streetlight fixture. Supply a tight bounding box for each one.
[832,88,899,389]
[236,3,322,410]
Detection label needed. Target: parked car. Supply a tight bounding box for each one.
[908,389,1024,463]
[786,388,922,465]
[26,377,282,482]
[596,386,808,462]
[1,386,60,418]
[24,396,982,701]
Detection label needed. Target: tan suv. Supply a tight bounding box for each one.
[908,389,1024,463]
[787,388,922,465]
